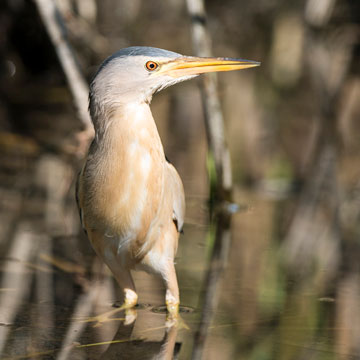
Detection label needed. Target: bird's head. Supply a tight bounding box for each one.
[89,46,259,124]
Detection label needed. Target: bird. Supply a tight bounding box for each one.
[76,46,259,319]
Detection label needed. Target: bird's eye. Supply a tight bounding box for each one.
[145,61,159,71]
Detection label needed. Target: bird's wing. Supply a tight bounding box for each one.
[165,161,185,233]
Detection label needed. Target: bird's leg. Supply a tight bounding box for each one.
[80,238,138,326]
[89,230,139,309]
[163,262,189,330]
[77,268,138,327]
[106,263,139,325]
[164,262,179,317]
[113,270,138,309]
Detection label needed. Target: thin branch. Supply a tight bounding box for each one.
[0,224,38,357]
[191,207,233,360]
[33,0,94,151]
[185,1,235,357]
[185,0,233,201]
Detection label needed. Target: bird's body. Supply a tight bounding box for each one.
[77,47,259,317]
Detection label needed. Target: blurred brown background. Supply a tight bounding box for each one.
[0,0,359,359]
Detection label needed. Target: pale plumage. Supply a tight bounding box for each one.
[77,47,259,317]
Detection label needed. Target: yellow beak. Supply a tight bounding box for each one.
[157,56,260,78]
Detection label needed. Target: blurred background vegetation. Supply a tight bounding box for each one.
[0,0,359,359]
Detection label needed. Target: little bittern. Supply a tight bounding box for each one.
[77,47,259,317]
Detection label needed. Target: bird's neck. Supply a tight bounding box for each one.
[90,102,165,159]
[82,102,167,237]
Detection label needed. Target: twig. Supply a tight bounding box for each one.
[56,279,101,360]
[185,1,235,357]
[191,207,233,360]
[0,224,38,357]
[185,0,233,201]
[33,0,94,153]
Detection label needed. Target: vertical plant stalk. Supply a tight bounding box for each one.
[186,3,235,359]
[185,0,233,201]
[33,0,94,152]
[191,208,232,360]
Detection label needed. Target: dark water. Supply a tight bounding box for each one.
[0,163,359,360]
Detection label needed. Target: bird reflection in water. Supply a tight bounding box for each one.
[98,316,180,360]
[69,292,182,360]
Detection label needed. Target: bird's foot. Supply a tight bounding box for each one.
[166,301,179,316]
[75,307,126,327]
[165,296,189,330]
[75,289,138,327]
[111,289,138,325]
[165,291,179,316]
[76,305,137,327]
